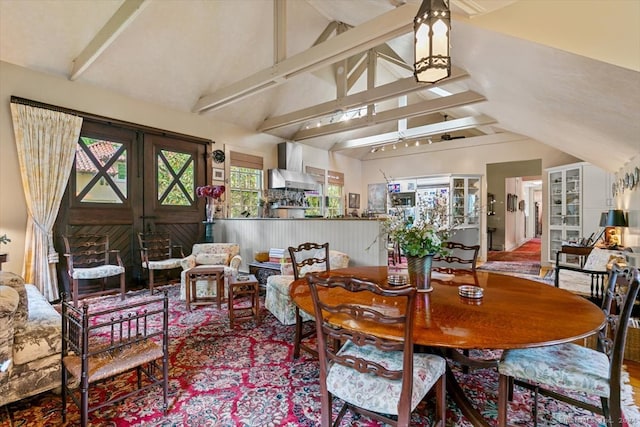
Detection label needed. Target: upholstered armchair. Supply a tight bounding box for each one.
[179,243,242,300]
[0,272,62,407]
[265,249,350,325]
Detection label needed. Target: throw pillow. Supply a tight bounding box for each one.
[280,262,294,276]
[195,253,229,266]
[0,272,28,329]
[583,247,625,271]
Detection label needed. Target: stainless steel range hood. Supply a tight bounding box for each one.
[268,142,317,191]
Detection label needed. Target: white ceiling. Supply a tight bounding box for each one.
[1,0,638,172]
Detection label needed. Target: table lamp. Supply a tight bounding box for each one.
[603,209,628,248]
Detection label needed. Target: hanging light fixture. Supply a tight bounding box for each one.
[414,0,451,84]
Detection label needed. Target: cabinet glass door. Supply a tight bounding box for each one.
[467,178,480,225]
[452,178,465,225]
[549,171,563,226]
[564,168,581,227]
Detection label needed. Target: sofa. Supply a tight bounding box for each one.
[555,246,628,299]
[265,250,350,325]
[0,272,62,407]
[179,243,242,300]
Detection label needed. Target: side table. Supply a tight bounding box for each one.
[0,253,6,271]
[248,262,281,288]
[185,265,225,311]
[228,274,260,328]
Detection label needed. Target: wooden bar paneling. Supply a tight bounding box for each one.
[213,219,386,271]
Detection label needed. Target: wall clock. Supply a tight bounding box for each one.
[213,149,225,164]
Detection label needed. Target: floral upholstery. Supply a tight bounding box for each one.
[0,280,62,407]
[143,258,182,270]
[498,343,610,397]
[70,265,125,280]
[179,243,242,300]
[327,341,446,415]
[265,250,349,325]
[0,271,28,328]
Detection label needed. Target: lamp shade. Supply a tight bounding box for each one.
[605,209,628,227]
[599,212,609,227]
[414,0,451,83]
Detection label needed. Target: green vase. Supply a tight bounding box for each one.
[406,254,434,291]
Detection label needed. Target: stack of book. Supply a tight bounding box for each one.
[268,248,287,263]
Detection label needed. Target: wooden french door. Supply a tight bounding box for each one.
[55,120,209,294]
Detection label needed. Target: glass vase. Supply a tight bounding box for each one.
[406,254,434,291]
[205,198,215,222]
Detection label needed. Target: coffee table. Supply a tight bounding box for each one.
[228,274,260,327]
[184,265,225,311]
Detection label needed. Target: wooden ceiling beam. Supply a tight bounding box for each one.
[258,66,469,132]
[293,90,486,141]
[192,3,420,113]
[70,0,149,81]
[331,114,497,151]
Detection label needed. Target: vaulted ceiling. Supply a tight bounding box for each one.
[1,0,638,172]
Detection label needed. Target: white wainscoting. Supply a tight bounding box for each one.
[213,219,386,272]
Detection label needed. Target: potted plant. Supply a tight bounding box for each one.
[0,234,10,246]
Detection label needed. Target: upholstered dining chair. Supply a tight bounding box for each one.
[432,241,480,274]
[497,264,640,427]
[137,231,184,293]
[307,273,447,426]
[62,234,126,306]
[289,242,330,359]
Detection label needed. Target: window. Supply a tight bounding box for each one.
[229,151,264,218]
[326,170,344,218]
[305,166,325,217]
[75,137,127,204]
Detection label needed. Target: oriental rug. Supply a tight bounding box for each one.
[477,261,542,276]
[2,285,637,427]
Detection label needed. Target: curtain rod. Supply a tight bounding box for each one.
[10,96,213,146]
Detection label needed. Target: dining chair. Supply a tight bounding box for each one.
[289,242,330,359]
[307,273,446,426]
[137,231,184,293]
[497,264,640,427]
[432,241,480,274]
[61,290,169,426]
[62,234,126,307]
[433,241,481,372]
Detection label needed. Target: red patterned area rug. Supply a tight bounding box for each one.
[478,261,542,276]
[1,285,636,426]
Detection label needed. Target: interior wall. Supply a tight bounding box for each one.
[485,160,542,252]
[616,154,640,266]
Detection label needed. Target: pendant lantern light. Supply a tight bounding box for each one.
[414,0,451,83]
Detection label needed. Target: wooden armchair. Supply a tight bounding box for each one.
[138,232,184,293]
[62,234,126,306]
[61,291,169,426]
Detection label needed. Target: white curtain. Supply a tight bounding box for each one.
[10,103,82,301]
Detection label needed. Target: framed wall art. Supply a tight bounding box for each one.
[348,193,360,209]
[213,168,224,181]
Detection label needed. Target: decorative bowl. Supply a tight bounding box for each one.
[254,251,269,263]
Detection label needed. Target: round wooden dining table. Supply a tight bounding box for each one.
[289,266,606,427]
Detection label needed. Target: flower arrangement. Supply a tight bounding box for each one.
[383,192,452,258]
[196,185,225,200]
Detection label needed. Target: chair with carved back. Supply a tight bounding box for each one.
[307,273,447,426]
[497,264,640,427]
[289,242,330,359]
[137,231,184,293]
[62,234,126,307]
[432,241,480,274]
[433,241,481,372]
[61,290,169,426]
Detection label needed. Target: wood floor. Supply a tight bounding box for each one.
[627,359,640,406]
